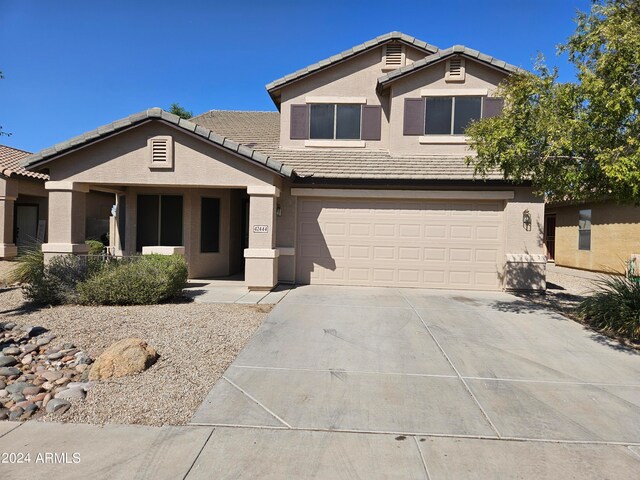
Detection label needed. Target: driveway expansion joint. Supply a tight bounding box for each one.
[181,427,215,480]
[185,423,640,447]
[398,290,503,438]
[222,376,292,428]
[414,435,432,480]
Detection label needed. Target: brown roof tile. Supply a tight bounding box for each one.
[191,110,503,181]
[0,145,48,180]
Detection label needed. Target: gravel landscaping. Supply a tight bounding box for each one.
[0,286,269,426]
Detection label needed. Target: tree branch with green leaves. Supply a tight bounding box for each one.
[466,0,640,203]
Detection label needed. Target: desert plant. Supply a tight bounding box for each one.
[577,275,640,341]
[85,239,105,255]
[7,245,45,285]
[77,254,188,305]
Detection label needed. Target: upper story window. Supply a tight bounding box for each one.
[290,101,382,143]
[403,94,504,138]
[425,96,482,135]
[310,104,361,140]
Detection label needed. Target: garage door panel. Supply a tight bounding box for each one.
[296,198,504,290]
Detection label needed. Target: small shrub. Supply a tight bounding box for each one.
[77,254,188,305]
[85,240,105,255]
[577,275,640,341]
[7,245,44,285]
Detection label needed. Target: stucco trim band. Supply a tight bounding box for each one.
[290,188,515,200]
[244,248,280,259]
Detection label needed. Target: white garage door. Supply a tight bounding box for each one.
[296,198,504,290]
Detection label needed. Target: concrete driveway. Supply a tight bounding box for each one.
[187,285,640,478]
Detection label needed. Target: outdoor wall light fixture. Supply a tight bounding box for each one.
[523,209,532,231]
[276,204,282,217]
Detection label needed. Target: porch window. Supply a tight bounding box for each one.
[578,209,591,251]
[136,195,183,252]
[200,197,220,253]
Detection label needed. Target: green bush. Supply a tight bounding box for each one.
[577,275,640,341]
[85,240,105,255]
[77,254,188,305]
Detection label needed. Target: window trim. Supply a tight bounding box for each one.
[578,209,592,251]
[423,95,484,136]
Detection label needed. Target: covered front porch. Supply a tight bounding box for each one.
[42,182,282,290]
[19,109,293,291]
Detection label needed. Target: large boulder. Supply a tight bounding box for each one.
[89,338,157,381]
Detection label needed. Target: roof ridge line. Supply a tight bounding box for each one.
[265,31,439,95]
[20,108,293,178]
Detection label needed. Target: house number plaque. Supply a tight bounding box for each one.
[253,225,269,233]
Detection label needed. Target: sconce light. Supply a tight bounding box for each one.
[522,209,532,231]
[276,204,282,217]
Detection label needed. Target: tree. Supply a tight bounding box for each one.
[466,0,640,203]
[168,103,193,120]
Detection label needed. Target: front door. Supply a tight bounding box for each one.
[544,214,556,261]
[15,204,39,247]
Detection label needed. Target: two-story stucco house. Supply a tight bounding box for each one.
[20,32,546,291]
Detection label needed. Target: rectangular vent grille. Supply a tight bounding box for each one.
[151,139,168,162]
[445,57,465,82]
[385,44,403,66]
[448,58,463,76]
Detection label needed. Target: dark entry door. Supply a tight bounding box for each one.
[544,214,556,261]
[15,205,38,247]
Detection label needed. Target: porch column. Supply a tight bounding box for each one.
[0,178,18,258]
[42,181,89,261]
[245,185,279,290]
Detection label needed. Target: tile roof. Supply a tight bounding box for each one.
[20,108,293,177]
[0,144,48,180]
[191,110,503,181]
[377,45,526,92]
[266,32,439,96]
[189,110,280,151]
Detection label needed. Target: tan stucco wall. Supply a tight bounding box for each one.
[275,180,297,283]
[45,121,279,189]
[389,60,507,155]
[548,202,640,273]
[279,44,428,150]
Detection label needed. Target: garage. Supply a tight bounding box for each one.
[295,196,505,290]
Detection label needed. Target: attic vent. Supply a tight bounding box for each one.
[383,43,405,69]
[148,135,173,169]
[445,57,466,82]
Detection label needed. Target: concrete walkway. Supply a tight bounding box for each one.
[1,286,638,478]
[183,276,293,304]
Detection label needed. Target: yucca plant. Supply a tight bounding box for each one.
[577,275,640,341]
[6,245,45,285]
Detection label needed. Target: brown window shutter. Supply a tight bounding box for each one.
[483,97,504,118]
[403,98,425,135]
[290,104,309,139]
[361,105,382,140]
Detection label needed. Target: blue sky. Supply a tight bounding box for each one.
[1,0,592,152]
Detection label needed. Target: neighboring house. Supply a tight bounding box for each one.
[545,202,640,274]
[0,145,115,259]
[20,32,545,291]
[0,145,48,258]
